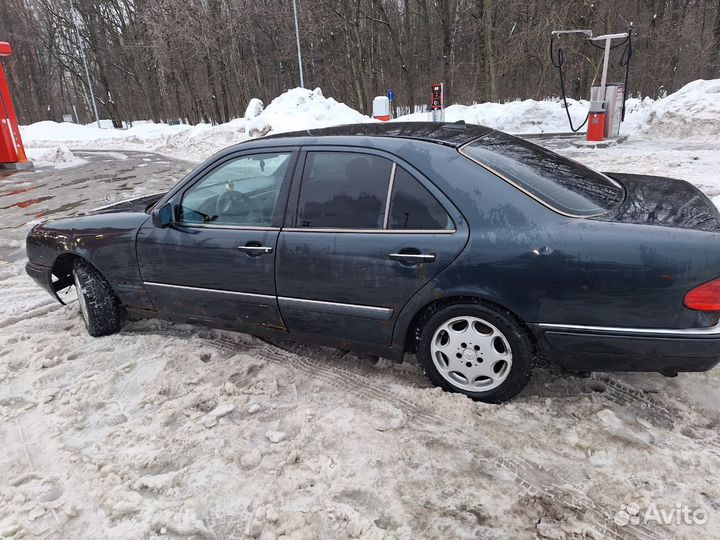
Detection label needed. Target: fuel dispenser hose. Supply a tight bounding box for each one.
[550,36,589,133]
[550,30,633,131]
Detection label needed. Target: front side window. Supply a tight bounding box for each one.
[460,132,624,217]
[296,152,393,229]
[179,152,292,226]
[388,167,453,230]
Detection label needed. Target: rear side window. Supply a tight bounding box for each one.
[460,132,624,217]
[296,152,392,228]
[388,167,453,230]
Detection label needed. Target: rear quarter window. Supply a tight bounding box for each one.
[460,132,625,217]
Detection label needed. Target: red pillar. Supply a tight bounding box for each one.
[0,41,31,166]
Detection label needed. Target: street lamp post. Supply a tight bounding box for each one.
[291,0,305,88]
[70,2,101,128]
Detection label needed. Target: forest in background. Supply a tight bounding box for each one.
[1,0,719,125]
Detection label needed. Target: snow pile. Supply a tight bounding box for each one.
[24,145,87,169]
[396,97,591,134]
[259,87,370,134]
[20,120,191,144]
[131,87,372,160]
[151,119,246,162]
[632,79,720,139]
[244,98,264,120]
[395,79,720,138]
[20,88,372,163]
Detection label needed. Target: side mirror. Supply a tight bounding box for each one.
[151,202,174,228]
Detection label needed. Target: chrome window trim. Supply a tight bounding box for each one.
[174,223,280,231]
[282,227,456,234]
[539,322,720,337]
[382,163,397,230]
[458,139,624,219]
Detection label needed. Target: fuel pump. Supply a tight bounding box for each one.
[0,41,31,169]
[550,26,633,142]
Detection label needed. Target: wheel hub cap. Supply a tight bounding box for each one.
[430,315,513,392]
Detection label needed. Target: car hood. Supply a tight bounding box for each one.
[84,193,166,216]
[595,173,720,231]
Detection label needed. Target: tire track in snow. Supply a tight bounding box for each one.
[201,331,669,540]
[591,373,720,453]
[125,324,676,540]
[0,302,63,330]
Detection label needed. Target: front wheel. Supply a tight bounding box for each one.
[72,259,123,337]
[416,303,535,403]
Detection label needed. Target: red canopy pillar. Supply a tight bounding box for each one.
[0,41,32,169]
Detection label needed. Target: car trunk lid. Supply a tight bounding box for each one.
[593,172,720,231]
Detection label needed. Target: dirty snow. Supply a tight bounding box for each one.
[2,265,720,539]
[23,146,87,169]
[3,79,720,539]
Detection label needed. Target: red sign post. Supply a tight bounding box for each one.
[430,82,444,122]
[0,42,31,168]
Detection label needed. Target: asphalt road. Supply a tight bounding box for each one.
[0,150,193,263]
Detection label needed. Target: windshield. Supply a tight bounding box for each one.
[460,132,625,217]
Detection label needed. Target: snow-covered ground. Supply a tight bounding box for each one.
[2,80,720,539]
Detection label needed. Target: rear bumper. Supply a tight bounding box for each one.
[531,322,720,373]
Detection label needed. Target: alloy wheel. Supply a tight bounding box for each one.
[430,315,513,392]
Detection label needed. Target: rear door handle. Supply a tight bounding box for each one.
[238,245,273,255]
[389,253,436,263]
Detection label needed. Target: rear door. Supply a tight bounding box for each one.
[137,148,297,331]
[276,147,468,345]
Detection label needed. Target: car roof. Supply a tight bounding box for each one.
[260,121,493,148]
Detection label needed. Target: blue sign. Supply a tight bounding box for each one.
[387,89,395,101]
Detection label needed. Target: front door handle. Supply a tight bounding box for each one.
[238,245,273,255]
[389,252,436,263]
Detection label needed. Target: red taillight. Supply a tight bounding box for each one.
[684,278,720,311]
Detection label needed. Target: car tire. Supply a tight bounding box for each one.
[416,302,535,403]
[72,259,123,337]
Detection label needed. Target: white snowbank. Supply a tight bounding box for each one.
[395,79,720,140]
[632,79,720,139]
[20,120,191,143]
[24,145,87,169]
[20,87,372,164]
[19,79,720,165]
[395,97,591,134]
[260,87,370,133]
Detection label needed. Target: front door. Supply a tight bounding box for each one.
[137,149,297,331]
[276,149,468,345]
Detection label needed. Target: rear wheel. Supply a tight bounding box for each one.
[416,303,535,403]
[72,259,122,337]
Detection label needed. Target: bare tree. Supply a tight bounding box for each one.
[1,0,717,124]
